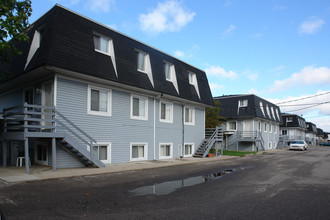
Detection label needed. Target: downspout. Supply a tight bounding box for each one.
[181,105,185,158]
[153,98,156,160]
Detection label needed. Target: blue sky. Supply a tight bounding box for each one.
[29,0,330,132]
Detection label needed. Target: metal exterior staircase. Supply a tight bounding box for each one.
[193,127,223,158]
[225,131,264,151]
[2,103,105,168]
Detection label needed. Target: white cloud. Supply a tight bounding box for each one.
[205,66,238,80]
[139,1,195,34]
[174,50,184,58]
[248,88,258,94]
[269,65,285,73]
[221,25,236,38]
[248,73,258,81]
[269,66,330,93]
[298,16,325,34]
[86,0,115,13]
[173,45,200,59]
[267,91,330,131]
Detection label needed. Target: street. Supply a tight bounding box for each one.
[1,146,330,219]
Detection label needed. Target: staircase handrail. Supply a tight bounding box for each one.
[202,126,222,157]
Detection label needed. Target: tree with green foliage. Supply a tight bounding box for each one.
[0,0,32,63]
[205,100,224,128]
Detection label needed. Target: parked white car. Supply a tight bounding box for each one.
[289,140,308,151]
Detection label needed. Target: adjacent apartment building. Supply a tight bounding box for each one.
[0,5,214,173]
[214,94,282,151]
[279,113,307,147]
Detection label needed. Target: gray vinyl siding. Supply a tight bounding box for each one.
[56,145,85,168]
[0,89,23,112]
[55,77,205,164]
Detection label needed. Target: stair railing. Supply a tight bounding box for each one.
[201,126,223,157]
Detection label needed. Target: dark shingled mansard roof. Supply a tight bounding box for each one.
[280,113,307,129]
[214,94,283,123]
[0,5,213,106]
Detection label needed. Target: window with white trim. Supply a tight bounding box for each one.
[273,142,276,149]
[184,106,195,125]
[260,101,265,116]
[286,117,293,123]
[274,125,277,134]
[184,143,194,156]
[239,99,248,107]
[137,51,147,72]
[266,105,271,118]
[264,123,267,132]
[164,61,173,81]
[269,123,272,133]
[159,143,172,159]
[228,121,237,131]
[269,142,272,149]
[275,108,280,121]
[131,143,147,161]
[87,86,111,116]
[92,143,111,164]
[282,130,288,135]
[159,101,173,123]
[188,72,196,84]
[94,35,110,54]
[131,95,148,120]
[258,121,261,131]
[271,107,275,120]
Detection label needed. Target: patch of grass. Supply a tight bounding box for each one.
[218,150,256,157]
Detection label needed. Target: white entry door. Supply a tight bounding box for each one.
[243,120,252,137]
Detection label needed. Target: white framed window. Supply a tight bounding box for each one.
[228,121,237,131]
[94,35,110,54]
[266,105,271,118]
[130,94,148,120]
[137,50,147,72]
[184,143,194,157]
[239,99,248,107]
[164,61,174,81]
[258,121,261,131]
[269,123,272,133]
[268,142,272,149]
[264,123,267,132]
[275,108,280,121]
[271,107,275,120]
[130,143,148,161]
[260,102,265,116]
[159,101,173,123]
[87,85,111,116]
[188,71,200,99]
[92,143,111,164]
[184,106,195,125]
[274,125,277,134]
[159,143,173,159]
[188,72,196,84]
[282,130,288,135]
[287,117,293,123]
[273,142,276,149]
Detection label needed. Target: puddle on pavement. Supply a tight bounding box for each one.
[129,166,253,196]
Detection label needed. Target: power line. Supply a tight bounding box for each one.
[275,91,330,105]
[288,101,330,112]
[279,101,330,107]
[305,114,330,119]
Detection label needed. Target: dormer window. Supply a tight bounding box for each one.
[287,117,293,123]
[164,61,173,81]
[188,71,200,99]
[137,51,147,72]
[94,35,110,54]
[136,49,154,87]
[188,72,196,84]
[238,99,248,107]
[266,105,271,118]
[260,102,265,116]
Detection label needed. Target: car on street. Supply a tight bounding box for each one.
[289,140,308,151]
